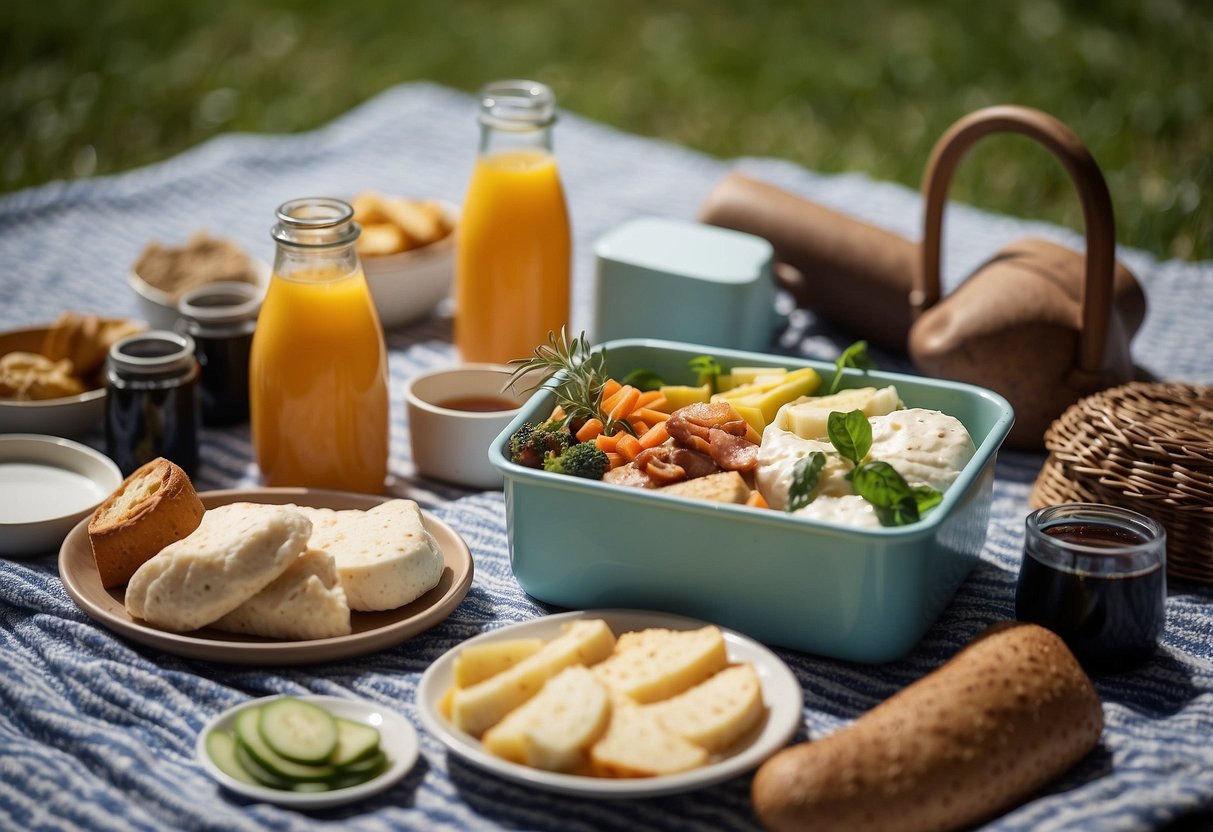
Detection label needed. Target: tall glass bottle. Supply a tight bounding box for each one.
[455,79,572,364]
[249,197,389,493]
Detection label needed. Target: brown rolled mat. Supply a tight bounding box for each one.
[698,171,918,353]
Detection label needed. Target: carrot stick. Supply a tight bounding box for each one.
[601,378,622,400]
[595,433,623,453]
[602,385,640,421]
[605,452,625,470]
[634,407,669,423]
[637,421,670,449]
[636,390,666,410]
[616,433,642,462]
[576,418,605,443]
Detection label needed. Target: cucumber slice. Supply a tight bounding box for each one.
[234,707,336,782]
[205,730,260,786]
[327,753,387,790]
[331,718,381,767]
[234,741,293,790]
[259,698,339,764]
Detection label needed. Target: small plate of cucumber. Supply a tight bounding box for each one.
[197,694,419,808]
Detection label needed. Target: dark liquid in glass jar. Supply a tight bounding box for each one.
[1016,522,1164,673]
[437,395,518,413]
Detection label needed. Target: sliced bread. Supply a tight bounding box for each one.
[88,457,205,588]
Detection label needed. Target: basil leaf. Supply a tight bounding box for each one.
[828,409,872,468]
[827,340,877,395]
[787,452,826,512]
[620,368,665,391]
[912,485,943,515]
[852,460,921,526]
[688,356,723,393]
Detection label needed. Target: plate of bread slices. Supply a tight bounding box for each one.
[58,458,474,664]
[416,609,803,798]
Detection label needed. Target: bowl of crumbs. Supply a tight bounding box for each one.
[0,312,144,438]
[351,192,457,329]
[129,232,270,330]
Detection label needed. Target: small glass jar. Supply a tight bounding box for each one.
[177,281,260,427]
[1015,502,1167,673]
[104,330,200,478]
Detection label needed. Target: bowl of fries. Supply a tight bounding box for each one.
[352,192,458,329]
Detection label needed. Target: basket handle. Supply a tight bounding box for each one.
[914,105,1116,376]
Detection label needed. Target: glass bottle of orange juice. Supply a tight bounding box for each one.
[455,79,572,364]
[249,197,389,493]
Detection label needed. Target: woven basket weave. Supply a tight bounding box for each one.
[1030,381,1213,585]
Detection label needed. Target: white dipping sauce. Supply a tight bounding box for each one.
[756,408,976,528]
[0,463,108,523]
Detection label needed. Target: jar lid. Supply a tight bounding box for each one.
[108,331,197,377]
[178,281,262,325]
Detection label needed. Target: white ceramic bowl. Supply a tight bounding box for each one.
[0,324,111,439]
[129,257,271,331]
[404,363,531,489]
[0,434,121,557]
[360,201,458,330]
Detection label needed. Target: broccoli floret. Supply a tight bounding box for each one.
[509,420,572,468]
[543,441,609,480]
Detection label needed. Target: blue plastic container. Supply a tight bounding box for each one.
[490,339,1014,663]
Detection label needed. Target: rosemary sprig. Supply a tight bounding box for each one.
[506,328,631,434]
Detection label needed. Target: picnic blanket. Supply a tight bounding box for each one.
[1,81,1211,831]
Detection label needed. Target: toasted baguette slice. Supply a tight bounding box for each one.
[124,502,310,632]
[293,500,443,611]
[659,471,751,504]
[643,663,765,753]
[88,457,205,588]
[592,625,729,704]
[451,619,617,738]
[210,548,352,640]
[589,701,709,778]
[483,665,611,771]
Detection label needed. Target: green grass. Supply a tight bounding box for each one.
[2,0,1209,260]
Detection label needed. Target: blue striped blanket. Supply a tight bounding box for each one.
[1,82,1210,831]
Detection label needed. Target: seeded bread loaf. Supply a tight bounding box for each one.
[87,457,205,588]
[751,622,1104,832]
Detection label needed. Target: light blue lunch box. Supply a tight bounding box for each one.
[489,339,1015,663]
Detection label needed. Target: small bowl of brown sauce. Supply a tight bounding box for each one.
[404,364,531,489]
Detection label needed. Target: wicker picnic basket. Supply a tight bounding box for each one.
[1030,380,1213,585]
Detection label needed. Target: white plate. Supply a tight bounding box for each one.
[417,609,804,799]
[0,434,121,558]
[196,694,419,809]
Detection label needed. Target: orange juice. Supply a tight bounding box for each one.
[249,265,388,493]
[455,147,571,364]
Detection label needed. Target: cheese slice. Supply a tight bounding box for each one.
[482,665,611,771]
[294,500,443,612]
[592,625,729,704]
[642,663,765,752]
[451,619,616,738]
[211,548,351,640]
[453,638,547,688]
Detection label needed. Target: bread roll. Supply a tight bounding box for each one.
[124,503,310,631]
[751,622,1103,832]
[88,457,205,588]
[210,548,351,641]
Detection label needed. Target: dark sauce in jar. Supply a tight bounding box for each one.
[1016,518,1166,673]
[104,331,200,478]
[178,281,260,426]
